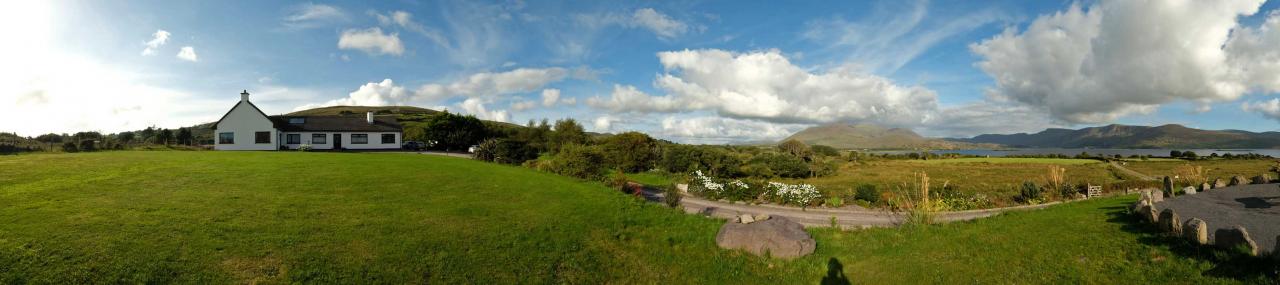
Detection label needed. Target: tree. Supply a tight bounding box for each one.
[139,126,157,143]
[422,112,486,151]
[1170,150,1183,158]
[600,132,658,172]
[810,145,840,157]
[176,128,193,146]
[35,133,62,152]
[778,139,813,161]
[1181,151,1198,160]
[117,132,135,148]
[61,142,78,153]
[156,129,174,146]
[549,118,588,152]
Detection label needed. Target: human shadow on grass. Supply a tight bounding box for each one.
[821,257,850,285]
[1103,206,1279,281]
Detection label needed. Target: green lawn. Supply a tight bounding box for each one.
[0,152,1270,283]
[905,157,1101,165]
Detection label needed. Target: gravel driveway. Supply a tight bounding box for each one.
[1155,183,1280,253]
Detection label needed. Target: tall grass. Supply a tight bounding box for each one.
[896,172,938,226]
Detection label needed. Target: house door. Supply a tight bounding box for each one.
[333,133,342,150]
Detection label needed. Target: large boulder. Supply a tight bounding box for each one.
[1182,186,1197,195]
[1130,200,1150,214]
[1148,189,1164,203]
[1214,226,1258,256]
[1184,218,1208,245]
[1230,175,1249,186]
[716,217,816,259]
[1213,178,1227,189]
[1252,174,1271,184]
[1141,205,1158,224]
[1158,209,1182,235]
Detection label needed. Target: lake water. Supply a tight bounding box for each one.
[870,148,1280,158]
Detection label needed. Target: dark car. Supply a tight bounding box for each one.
[402,141,426,151]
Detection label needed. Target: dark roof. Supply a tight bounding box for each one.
[269,115,402,132]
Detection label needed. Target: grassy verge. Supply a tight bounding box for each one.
[0,152,1269,283]
[904,157,1101,165]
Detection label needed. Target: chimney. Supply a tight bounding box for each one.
[240,90,250,102]
[366,111,374,124]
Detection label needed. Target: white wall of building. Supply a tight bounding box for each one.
[213,102,278,151]
[280,132,401,150]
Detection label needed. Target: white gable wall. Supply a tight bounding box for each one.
[214,101,278,151]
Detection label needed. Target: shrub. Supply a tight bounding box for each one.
[688,170,725,199]
[663,184,682,208]
[1017,181,1044,204]
[546,144,606,181]
[78,140,96,152]
[855,184,880,204]
[748,153,809,178]
[810,144,839,157]
[297,144,313,152]
[61,142,78,153]
[610,169,630,189]
[492,139,539,165]
[472,139,499,162]
[1058,182,1078,199]
[825,196,845,208]
[658,145,742,177]
[766,182,822,206]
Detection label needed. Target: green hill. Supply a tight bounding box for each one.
[284,105,439,116]
[957,124,1280,149]
[782,123,993,149]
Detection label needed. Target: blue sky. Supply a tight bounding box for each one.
[3,0,1280,143]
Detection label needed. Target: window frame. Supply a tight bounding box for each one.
[288,118,305,124]
[218,132,234,144]
[286,134,301,144]
[311,134,327,144]
[351,134,369,144]
[381,134,395,144]
[255,132,271,144]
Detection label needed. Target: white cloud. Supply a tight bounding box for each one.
[1243,98,1280,121]
[459,98,509,122]
[283,3,346,29]
[176,46,198,62]
[338,27,404,56]
[588,49,938,126]
[659,116,808,144]
[510,100,536,111]
[370,10,450,48]
[971,0,1280,124]
[593,115,618,132]
[577,8,692,40]
[141,29,170,56]
[299,68,575,110]
[541,88,560,107]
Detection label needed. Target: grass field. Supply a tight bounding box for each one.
[0,152,1272,283]
[793,160,1132,206]
[904,157,1101,165]
[1122,159,1278,181]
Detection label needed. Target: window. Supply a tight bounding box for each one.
[312,134,327,144]
[288,118,305,124]
[381,134,396,144]
[352,134,368,144]
[286,134,301,144]
[218,132,234,144]
[255,132,270,144]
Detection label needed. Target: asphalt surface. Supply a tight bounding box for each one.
[1155,183,1280,253]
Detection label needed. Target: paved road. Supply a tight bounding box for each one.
[639,187,1064,228]
[1110,161,1157,181]
[1155,183,1280,254]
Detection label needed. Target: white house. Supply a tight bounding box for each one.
[214,90,403,151]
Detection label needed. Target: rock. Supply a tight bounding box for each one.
[1184,218,1208,245]
[1141,205,1158,224]
[1230,175,1249,186]
[715,217,816,259]
[1158,209,1181,235]
[1162,176,1175,197]
[754,214,771,222]
[739,214,756,224]
[676,183,689,193]
[1131,200,1150,214]
[1182,186,1197,195]
[1149,189,1164,203]
[1252,174,1271,184]
[1200,182,1211,192]
[1214,226,1258,256]
[1213,178,1227,189]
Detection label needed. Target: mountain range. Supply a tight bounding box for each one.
[951,124,1280,149]
[780,123,994,149]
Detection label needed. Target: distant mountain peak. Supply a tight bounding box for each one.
[956,124,1278,149]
